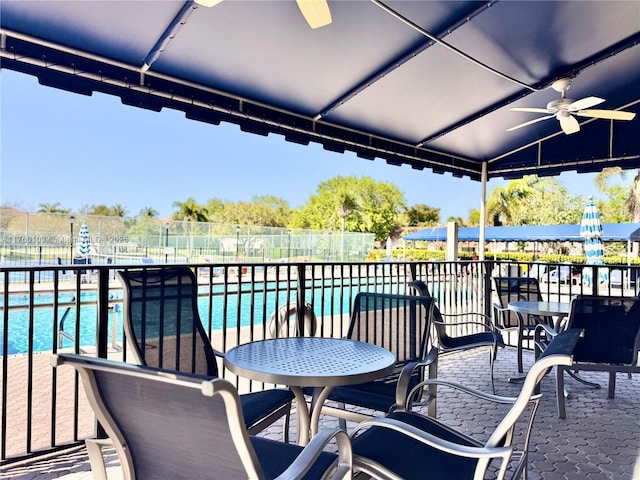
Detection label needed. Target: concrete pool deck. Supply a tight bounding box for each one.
[2,346,640,480]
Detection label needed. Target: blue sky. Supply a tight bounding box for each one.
[1,69,602,221]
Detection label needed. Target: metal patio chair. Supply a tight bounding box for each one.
[492,277,554,374]
[84,267,295,479]
[553,295,640,418]
[311,292,437,428]
[350,329,582,480]
[407,280,504,393]
[52,354,352,480]
[116,267,294,437]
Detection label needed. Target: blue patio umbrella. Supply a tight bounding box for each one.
[77,222,91,258]
[580,197,607,286]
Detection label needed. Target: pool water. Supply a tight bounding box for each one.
[1,281,403,355]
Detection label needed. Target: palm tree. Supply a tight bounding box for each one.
[139,207,158,218]
[595,167,640,222]
[172,198,209,223]
[172,198,209,257]
[625,171,640,222]
[37,202,69,214]
[334,191,359,261]
[486,177,536,225]
[110,204,128,217]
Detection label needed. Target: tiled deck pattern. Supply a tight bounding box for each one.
[2,346,639,479]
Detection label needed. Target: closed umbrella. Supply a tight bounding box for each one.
[77,222,91,258]
[580,197,607,286]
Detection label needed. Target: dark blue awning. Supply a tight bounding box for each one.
[404,224,640,242]
[1,1,639,181]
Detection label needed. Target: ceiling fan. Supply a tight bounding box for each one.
[194,0,332,29]
[507,77,636,135]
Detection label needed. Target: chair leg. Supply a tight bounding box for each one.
[336,402,348,431]
[556,366,566,419]
[85,438,112,480]
[517,336,524,373]
[489,347,496,394]
[608,371,616,399]
[283,405,291,443]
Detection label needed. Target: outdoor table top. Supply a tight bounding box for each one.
[508,301,571,318]
[225,337,396,445]
[224,337,396,387]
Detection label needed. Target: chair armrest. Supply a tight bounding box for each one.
[276,428,352,480]
[395,348,438,410]
[535,323,559,338]
[440,312,495,330]
[212,348,226,359]
[405,378,529,409]
[436,316,497,332]
[492,303,513,327]
[533,323,561,353]
[492,302,508,314]
[351,417,512,461]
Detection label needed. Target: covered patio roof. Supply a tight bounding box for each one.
[404,223,640,243]
[1,1,639,182]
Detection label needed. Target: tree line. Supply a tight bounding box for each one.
[32,170,639,242]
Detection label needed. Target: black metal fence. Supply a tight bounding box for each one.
[1,259,636,463]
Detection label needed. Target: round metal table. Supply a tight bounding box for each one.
[224,337,396,445]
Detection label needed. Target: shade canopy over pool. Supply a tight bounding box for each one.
[404,223,640,243]
[1,1,639,181]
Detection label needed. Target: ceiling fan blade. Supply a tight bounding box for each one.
[194,0,224,7]
[568,96,605,111]
[506,115,554,132]
[296,0,332,29]
[577,109,636,121]
[559,114,580,135]
[194,0,331,29]
[509,107,550,114]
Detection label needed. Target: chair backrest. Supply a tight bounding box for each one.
[406,280,430,297]
[117,267,217,376]
[348,292,434,364]
[567,296,640,365]
[52,354,264,479]
[406,280,451,344]
[491,277,545,328]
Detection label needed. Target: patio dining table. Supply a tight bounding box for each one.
[506,300,572,385]
[224,337,396,445]
[508,300,572,331]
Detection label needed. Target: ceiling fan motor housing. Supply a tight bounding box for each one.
[547,98,574,113]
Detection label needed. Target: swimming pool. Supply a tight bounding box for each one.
[1,280,404,355]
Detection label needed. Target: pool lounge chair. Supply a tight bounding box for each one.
[52,354,351,480]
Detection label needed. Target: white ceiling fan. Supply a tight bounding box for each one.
[194,0,332,29]
[507,77,636,135]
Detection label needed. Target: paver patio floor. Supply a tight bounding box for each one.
[2,346,639,479]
